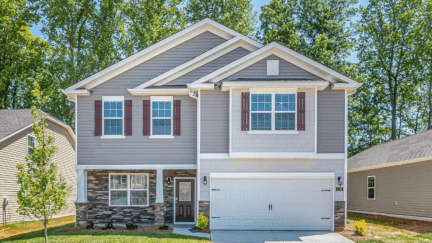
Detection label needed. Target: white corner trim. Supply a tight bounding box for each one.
[315,88,317,154]
[200,153,230,159]
[348,155,432,173]
[348,210,432,222]
[247,131,299,135]
[344,89,348,228]
[220,81,329,91]
[76,164,197,170]
[210,172,335,180]
[128,88,189,96]
[229,152,316,159]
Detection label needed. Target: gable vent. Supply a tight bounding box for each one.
[267,60,279,76]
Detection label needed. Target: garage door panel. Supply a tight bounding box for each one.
[210,177,333,230]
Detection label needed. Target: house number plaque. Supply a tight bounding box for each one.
[336,187,343,191]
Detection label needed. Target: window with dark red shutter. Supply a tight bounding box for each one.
[124,100,132,136]
[143,100,151,136]
[297,92,306,131]
[95,100,102,136]
[241,92,250,131]
[173,100,181,136]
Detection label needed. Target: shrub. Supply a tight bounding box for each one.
[197,212,209,230]
[159,224,169,230]
[354,220,367,236]
[102,219,115,230]
[126,219,138,230]
[86,221,94,229]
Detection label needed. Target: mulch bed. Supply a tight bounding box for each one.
[338,220,377,242]
[191,226,210,234]
[61,225,173,233]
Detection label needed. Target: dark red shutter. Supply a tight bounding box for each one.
[95,100,102,136]
[241,92,250,131]
[143,100,151,136]
[173,100,181,136]
[124,100,132,136]
[297,92,306,131]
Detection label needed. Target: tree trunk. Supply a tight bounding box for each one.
[44,216,48,243]
[389,77,397,140]
[429,78,431,130]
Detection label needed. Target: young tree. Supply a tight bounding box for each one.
[185,0,258,37]
[16,83,70,243]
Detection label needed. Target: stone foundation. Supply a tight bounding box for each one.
[199,201,210,218]
[163,170,197,223]
[335,201,346,229]
[154,203,165,226]
[75,202,88,226]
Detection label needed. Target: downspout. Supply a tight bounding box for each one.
[188,87,200,224]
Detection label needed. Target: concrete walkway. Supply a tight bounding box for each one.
[211,231,353,243]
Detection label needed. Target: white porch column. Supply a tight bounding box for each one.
[156,169,164,203]
[76,169,87,203]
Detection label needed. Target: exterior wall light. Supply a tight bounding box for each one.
[203,176,207,186]
[167,176,173,185]
[337,175,343,186]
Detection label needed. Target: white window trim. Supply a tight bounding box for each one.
[150,96,174,139]
[109,173,150,207]
[102,96,125,138]
[249,92,297,132]
[367,176,376,200]
[27,134,35,154]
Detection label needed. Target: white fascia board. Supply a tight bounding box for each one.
[187,83,215,91]
[210,172,335,180]
[220,81,329,91]
[193,43,360,87]
[65,19,263,92]
[128,88,189,96]
[229,152,316,159]
[76,164,197,170]
[348,156,432,173]
[348,210,432,222]
[62,89,90,101]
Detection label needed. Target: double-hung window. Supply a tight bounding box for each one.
[109,173,149,206]
[151,97,173,137]
[251,93,296,131]
[27,135,35,154]
[103,97,124,136]
[367,176,375,200]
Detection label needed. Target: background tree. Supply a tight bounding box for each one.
[185,0,258,37]
[16,82,70,243]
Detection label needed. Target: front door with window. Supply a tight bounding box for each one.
[175,179,195,222]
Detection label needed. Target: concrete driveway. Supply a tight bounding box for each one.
[211,231,353,243]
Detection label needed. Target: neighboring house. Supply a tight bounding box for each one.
[0,109,76,224]
[348,131,432,222]
[63,19,361,231]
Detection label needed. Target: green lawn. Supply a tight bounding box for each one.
[347,213,432,242]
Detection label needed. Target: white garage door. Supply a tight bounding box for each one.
[210,176,334,230]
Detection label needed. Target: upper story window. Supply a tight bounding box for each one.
[251,93,296,131]
[367,176,375,200]
[151,96,173,137]
[103,97,124,136]
[27,135,35,154]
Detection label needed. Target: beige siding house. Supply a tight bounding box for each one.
[0,110,76,224]
[348,130,432,221]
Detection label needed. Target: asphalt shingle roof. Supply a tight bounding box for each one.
[0,109,35,139]
[348,130,432,171]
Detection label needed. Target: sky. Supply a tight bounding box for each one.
[29,0,366,63]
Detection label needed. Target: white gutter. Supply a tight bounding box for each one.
[188,86,200,225]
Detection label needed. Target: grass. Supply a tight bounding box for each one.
[0,216,210,243]
[347,213,432,242]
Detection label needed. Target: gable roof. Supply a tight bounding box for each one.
[63,18,262,98]
[0,109,75,143]
[348,130,432,172]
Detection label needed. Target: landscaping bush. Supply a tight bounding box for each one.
[354,219,367,236]
[197,212,209,229]
[102,219,115,230]
[159,224,169,230]
[86,221,94,229]
[126,219,138,230]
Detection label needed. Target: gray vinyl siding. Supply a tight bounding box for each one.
[77,95,197,165]
[348,160,432,218]
[231,89,315,153]
[167,47,251,85]
[200,87,229,153]
[200,158,344,201]
[76,31,226,165]
[219,55,321,82]
[317,87,345,153]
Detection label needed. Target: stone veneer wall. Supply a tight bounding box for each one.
[335,201,346,229]
[163,170,197,223]
[78,170,157,225]
[199,201,210,218]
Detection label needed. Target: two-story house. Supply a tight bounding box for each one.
[63,19,361,231]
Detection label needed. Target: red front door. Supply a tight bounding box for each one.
[175,179,195,222]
